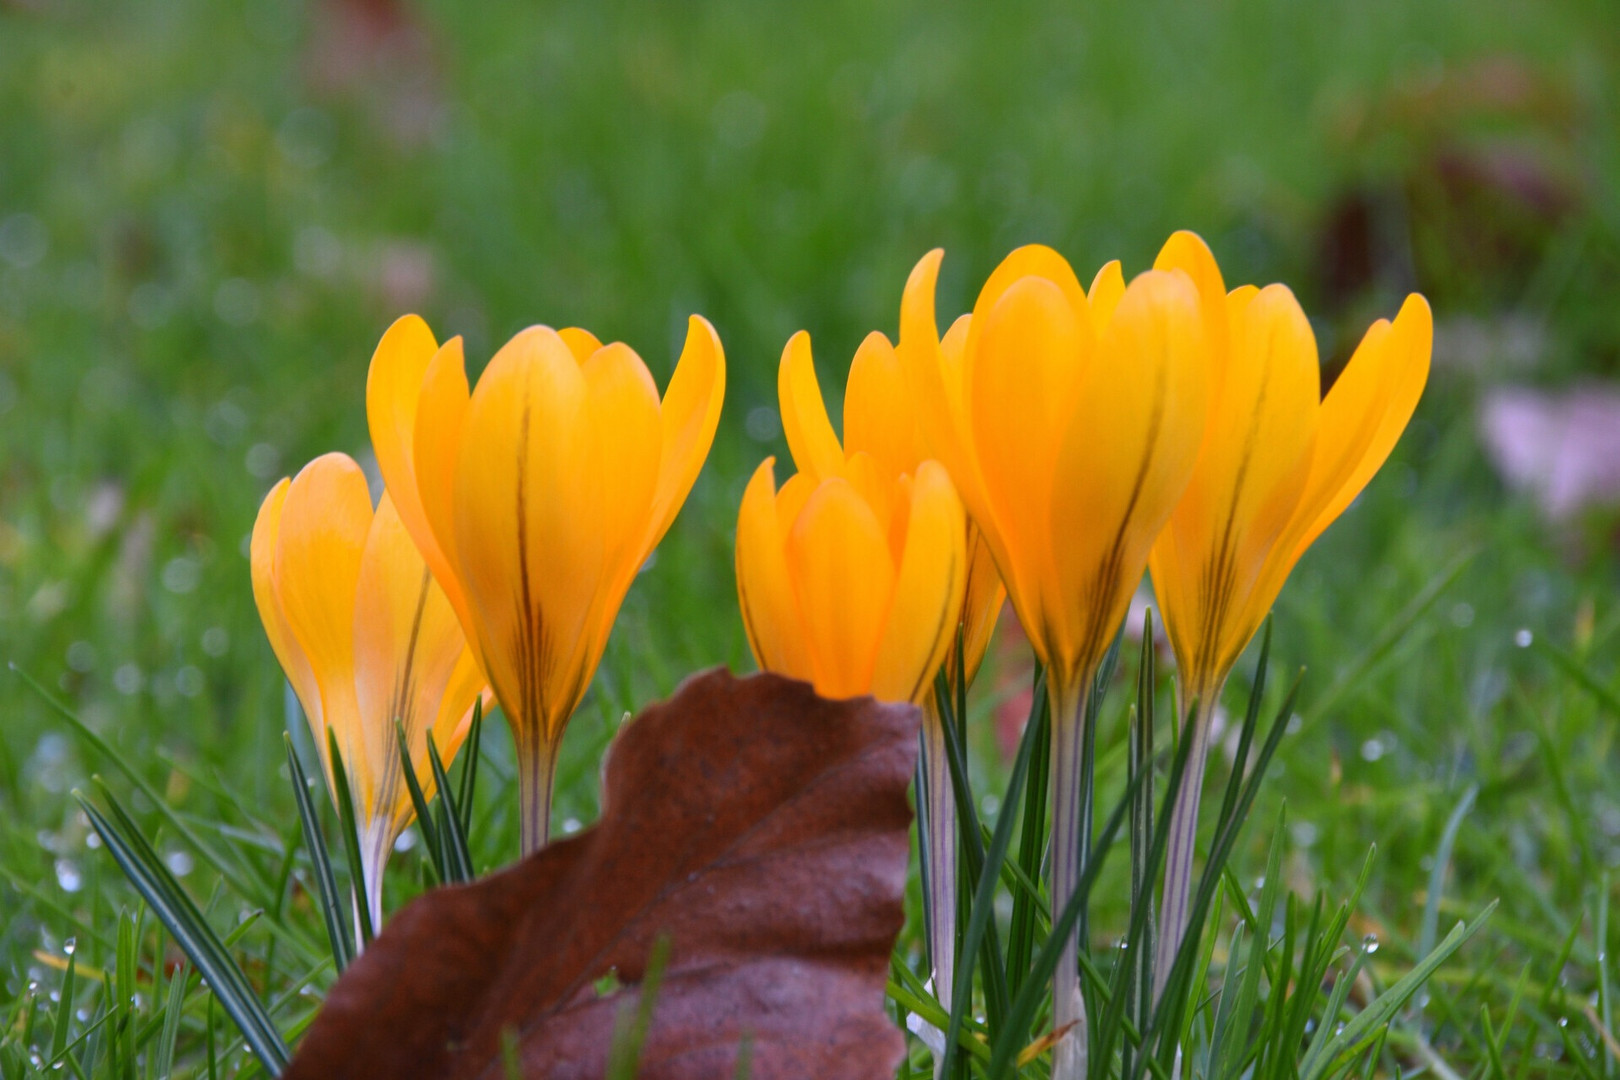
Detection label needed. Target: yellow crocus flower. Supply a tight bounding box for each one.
[251,453,485,929]
[1146,231,1432,988]
[901,246,1211,1078]
[773,326,1003,1019]
[366,314,726,853]
[735,448,965,705]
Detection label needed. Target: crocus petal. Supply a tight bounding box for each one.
[779,330,845,482]
[784,477,896,699]
[1154,230,1230,371]
[251,479,321,737]
[844,331,927,479]
[558,327,604,365]
[1149,284,1319,687]
[956,522,1007,687]
[871,461,966,704]
[454,326,600,742]
[899,252,984,517]
[1087,260,1126,331]
[735,458,814,681]
[644,315,726,553]
[578,342,665,673]
[274,453,374,798]
[1292,293,1433,555]
[1047,269,1210,681]
[969,272,1091,655]
[352,493,483,831]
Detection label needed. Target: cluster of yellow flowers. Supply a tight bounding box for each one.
[250,231,1431,1043]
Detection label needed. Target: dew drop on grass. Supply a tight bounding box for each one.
[61,937,75,956]
[1361,934,1379,954]
[1515,629,1534,648]
[55,860,82,893]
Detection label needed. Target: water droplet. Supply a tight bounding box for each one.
[55,860,82,893]
[1515,629,1534,648]
[62,937,76,956]
[1361,934,1380,954]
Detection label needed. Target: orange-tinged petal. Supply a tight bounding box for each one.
[578,342,665,673]
[1154,230,1229,372]
[558,327,604,365]
[1087,260,1125,331]
[1292,293,1432,554]
[251,479,322,739]
[352,493,483,827]
[645,315,726,554]
[954,522,1007,687]
[871,461,965,704]
[778,330,845,482]
[274,453,373,795]
[735,458,814,681]
[1149,284,1320,687]
[899,252,982,511]
[844,330,926,478]
[407,337,478,647]
[784,477,896,699]
[1047,269,1210,682]
[969,273,1090,652]
[454,326,600,742]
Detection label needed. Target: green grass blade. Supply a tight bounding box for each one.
[395,720,444,885]
[1301,904,1498,1080]
[428,733,474,883]
[987,765,1148,1080]
[150,959,189,1080]
[1007,664,1051,997]
[76,791,290,1075]
[328,730,375,944]
[939,676,1042,1079]
[283,733,353,970]
[458,701,484,838]
[50,939,78,1059]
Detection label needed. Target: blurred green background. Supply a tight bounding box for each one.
[3,0,1620,1069]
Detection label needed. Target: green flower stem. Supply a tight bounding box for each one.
[1049,678,1092,1080]
[517,730,562,856]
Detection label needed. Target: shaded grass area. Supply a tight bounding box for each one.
[2,0,1620,1074]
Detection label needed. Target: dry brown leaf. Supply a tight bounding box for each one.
[284,668,919,1079]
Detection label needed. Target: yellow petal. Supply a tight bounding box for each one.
[871,461,966,704]
[968,272,1091,656]
[1153,230,1229,371]
[352,493,483,830]
[899,252,984,516]
[735,458,813,681]
[1292,293,1432,554]
[1087,260,1125,331]
[558,327,604,365]
[784,476,896,699]
[644,314,726,554]
[954,521,1007,688]
[845,330,927,479]
[1046,269,1210,683]
[454,326,599,743]
[394,337,478,654]
[1149,284,1320,688]
[577,342,665,674]
[274,453,373,798]
[251,479,321,742]
[778,330,845,481]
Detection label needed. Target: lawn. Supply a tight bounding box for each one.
[2,0,1619,1075]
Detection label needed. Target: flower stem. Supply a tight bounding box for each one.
[1049,678,1092,1080]
[919,696,958,1019]
[1152,688,1219,999]
[516,730,561,856]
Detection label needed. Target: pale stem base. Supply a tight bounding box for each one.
[1152,687,1222,1000]
[1050,681,1092,1080]
[919,698,958,1028]
[517,730,561,857]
